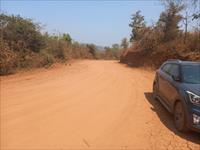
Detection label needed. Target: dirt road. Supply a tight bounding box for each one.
[0,60,199,150]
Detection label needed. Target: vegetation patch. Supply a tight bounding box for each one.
[120,0,200,68]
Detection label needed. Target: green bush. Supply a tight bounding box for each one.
[0,14,45,53]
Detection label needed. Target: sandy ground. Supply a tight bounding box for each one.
[0,60,199,150]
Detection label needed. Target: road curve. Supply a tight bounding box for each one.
[0,60,199,149]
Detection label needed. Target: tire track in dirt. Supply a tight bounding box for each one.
[1,60,199,149]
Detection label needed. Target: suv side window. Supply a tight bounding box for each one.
[161,63,171,75]
[169,64,179,77]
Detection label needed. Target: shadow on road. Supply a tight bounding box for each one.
[144,92,200,144]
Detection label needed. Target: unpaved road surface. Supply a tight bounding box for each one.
[1,60,199,150]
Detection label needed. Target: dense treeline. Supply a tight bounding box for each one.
[0,13,123,75]
[101,44,122,60]
[120,0,200,68]
[0,14,98,75]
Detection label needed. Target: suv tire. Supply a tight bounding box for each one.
[174,101,188,132]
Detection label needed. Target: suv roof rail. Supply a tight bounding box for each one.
[167,59,181,62]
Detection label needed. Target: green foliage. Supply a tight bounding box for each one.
[0,14,45,53]
[158,1,184,42]
[112,44,120,50]
[62,33,72,43]
[129,11,146,42]
[192,13,200,20]
[0,14,96,75]
[130,2,199,55]
[103,45,121,60]
[121,38,129,49]
[121,2,200,68]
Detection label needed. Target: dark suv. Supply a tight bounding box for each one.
[153,60,200,132]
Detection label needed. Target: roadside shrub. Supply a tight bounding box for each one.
[185,31,200,53]
[0,42,17,75]
[0,13,98,75]
[0,14,45,53]
[40,50,54,66]
[121,3,200,68]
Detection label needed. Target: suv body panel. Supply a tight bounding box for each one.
[153,60,200,132]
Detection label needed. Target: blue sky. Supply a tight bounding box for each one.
[1,0,164,47]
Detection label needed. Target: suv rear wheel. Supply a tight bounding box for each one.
[174,101,188,132]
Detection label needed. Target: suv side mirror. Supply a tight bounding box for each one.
[172,75,181,82]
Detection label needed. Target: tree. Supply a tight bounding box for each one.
[103,47,111,59]
[158,1,184,42]
[188,0,200,20]
[62,33,72,43]
[129,11,146,42]
[103,45,121,60]
[86,44,96,58]
[183,11,189,44]
[112,44,120,50]
[0,14,45,53]
[121,38,129,49]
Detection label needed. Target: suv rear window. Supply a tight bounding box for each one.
[169,64,179,77]
[161,63,179,77]
[161,64,171,75]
